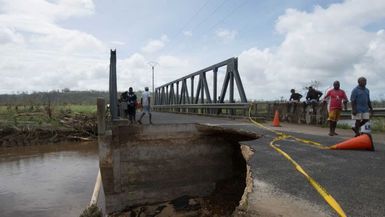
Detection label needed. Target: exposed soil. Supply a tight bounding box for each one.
[110,176,245,217]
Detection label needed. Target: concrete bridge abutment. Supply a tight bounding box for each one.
[99,121,258,216]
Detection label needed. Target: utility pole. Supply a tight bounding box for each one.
[148,61,158,104]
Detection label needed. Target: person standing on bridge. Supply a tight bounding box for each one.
[351,77,373,137]
[119,91,129,118]
[127,87,137,124]
[322,81,348,136]
[138,87,152,124]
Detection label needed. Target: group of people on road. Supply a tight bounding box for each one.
[118,77,372,137]
[119,87,152,124]
[289,77,372,137]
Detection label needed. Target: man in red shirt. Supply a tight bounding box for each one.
[322,81,348,136]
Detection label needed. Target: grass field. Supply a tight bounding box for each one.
[0,104,96,127]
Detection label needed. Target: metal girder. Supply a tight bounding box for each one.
[154,57,248,106]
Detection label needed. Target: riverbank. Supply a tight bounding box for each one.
[0,105,97,147]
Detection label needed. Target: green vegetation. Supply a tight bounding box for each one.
[337,118,385,133]
[371,117,385,132]
[336,123,351,129]
[0,90,109,105]
[0,103,98,147]
[0,104,96,128]
[0,91,110,147]
[0,105,53,127]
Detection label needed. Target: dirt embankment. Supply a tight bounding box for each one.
[0,114,97,147]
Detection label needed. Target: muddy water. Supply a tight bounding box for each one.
[0,142,99,217]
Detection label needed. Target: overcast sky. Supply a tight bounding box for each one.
[0,0,384,100]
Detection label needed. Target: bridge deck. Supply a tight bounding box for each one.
[142,112,385,217]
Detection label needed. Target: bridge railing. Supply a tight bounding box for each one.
[154,102,250,117]
[154,100,385,125]
[251,102,385,125]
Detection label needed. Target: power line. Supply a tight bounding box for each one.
[173,0,211,38]
[237,3,281,37]
[166,0,252,55]
[165,0,211,51]
[189,0,228,33]
[166,0,229,54]
[206,0,250,32]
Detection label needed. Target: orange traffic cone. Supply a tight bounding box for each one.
[330,134,375,151]
[272,110,280,127]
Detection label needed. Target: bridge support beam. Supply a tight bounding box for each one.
[109,49,118,120]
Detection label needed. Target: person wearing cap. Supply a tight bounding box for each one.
[127,87,137,124]
[138,87,152,124]
[322,81,348,136]
[351,77,373,136]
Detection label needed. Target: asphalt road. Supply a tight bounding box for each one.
[147,112,385,217]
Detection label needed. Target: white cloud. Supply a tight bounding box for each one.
[157,55,188,69]
[0,0,191,94]
[238,0,385,100]
[141,40,164,53]
[183,31,192,37]
[239,48,272,85]
[116,53,191,92]
[0,0,108,93]
[0,27,25,44]
[0,0,94,21]
[0,47,109,93]
[352,29,385,90]
[215,29,237,42]
[141,34,169,54]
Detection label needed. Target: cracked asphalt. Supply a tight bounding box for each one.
[149,112,385,217]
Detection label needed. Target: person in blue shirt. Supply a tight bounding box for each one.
[350,77,373,136]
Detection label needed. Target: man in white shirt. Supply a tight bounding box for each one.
[138,87,152,124]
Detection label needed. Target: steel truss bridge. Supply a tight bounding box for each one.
[108,50,385,122]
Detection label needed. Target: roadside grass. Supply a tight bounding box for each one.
[337,117,385,133]
[336,123,351,129]
[371,117,385,132]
